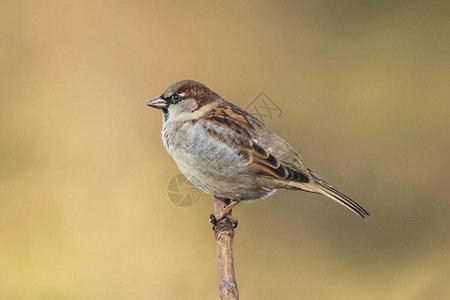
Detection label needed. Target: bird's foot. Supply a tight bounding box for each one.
[226,215,238,228]
[210,200,239,229]
[210,213,238,228]
[217,200,239,228]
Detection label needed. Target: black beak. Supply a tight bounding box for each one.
[147,96,168,109]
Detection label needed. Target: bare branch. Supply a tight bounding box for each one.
[211,197,239,300]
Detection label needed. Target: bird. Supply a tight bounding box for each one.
[147,80,370,223]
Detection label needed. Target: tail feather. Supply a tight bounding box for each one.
[311,181,371,219]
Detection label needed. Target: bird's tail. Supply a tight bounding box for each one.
[309,181,371,219]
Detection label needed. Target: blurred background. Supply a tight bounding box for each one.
[1,1,449,299]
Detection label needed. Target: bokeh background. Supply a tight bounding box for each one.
[1,1,450,299]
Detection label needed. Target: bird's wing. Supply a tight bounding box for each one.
[202,103,370,219]
[201,104,310,183]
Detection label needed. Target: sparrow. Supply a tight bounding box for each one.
[147,80,370,221]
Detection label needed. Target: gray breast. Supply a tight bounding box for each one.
[162,120,274,200]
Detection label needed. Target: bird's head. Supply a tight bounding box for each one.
[147,80,219,121]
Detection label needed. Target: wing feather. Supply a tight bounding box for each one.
[201,103,370,219]
[202,104,310,184]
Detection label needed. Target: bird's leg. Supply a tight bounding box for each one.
[210,199,240,228]
[216,200,239,226]
[216,200,239,220]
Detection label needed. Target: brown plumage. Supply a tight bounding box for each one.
[148,80,371,219]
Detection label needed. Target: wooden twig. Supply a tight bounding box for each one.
[211,197,239,300]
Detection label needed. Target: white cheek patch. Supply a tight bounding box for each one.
[167,102,217,123]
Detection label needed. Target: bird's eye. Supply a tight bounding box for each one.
[172,94,181,102]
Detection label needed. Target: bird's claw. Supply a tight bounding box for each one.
[227,215,238,228]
